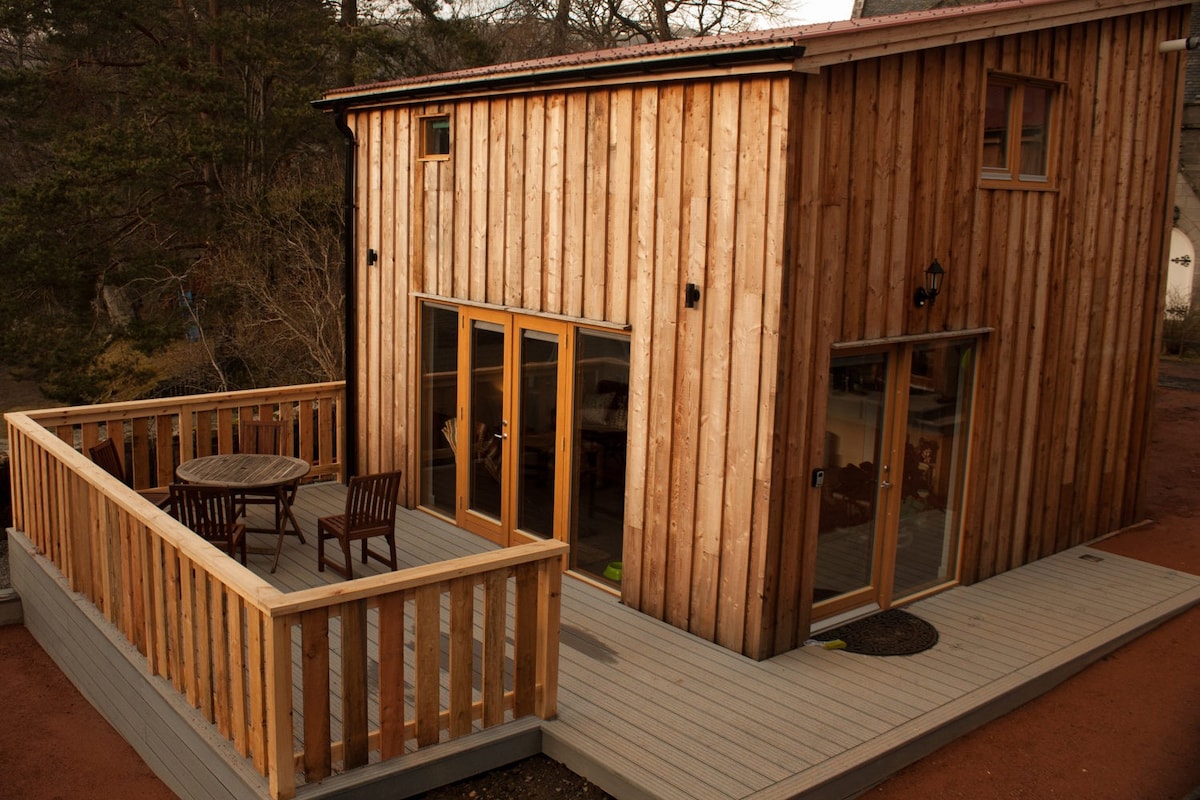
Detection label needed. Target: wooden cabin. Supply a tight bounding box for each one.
[315,0,1190,660]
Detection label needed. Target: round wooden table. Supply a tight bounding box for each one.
[176,454,310,572]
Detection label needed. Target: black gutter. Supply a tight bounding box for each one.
[333,106,358,479]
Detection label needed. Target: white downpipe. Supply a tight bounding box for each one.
[1159,35,1200,53]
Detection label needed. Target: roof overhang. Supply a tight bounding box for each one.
[314,0,1189,111]
[313,41,807,110]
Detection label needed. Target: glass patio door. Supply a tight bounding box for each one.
[419,302,629,586]
[813,339,976,620]
[459,309,509,541]
[450,308,570,545]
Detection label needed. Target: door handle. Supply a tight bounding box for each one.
[880,480,892,489]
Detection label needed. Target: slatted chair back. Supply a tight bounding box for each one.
[345,470,402,529]
[90,438,174,509]
[170,483,247,564]
[317,470,403,579]
[89,438,127,483]
[240,419,283,456]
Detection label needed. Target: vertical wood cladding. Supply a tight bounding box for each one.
[346,4,1185,658]
[773,8,1185,655]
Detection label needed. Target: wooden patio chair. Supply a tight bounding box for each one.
[317,471,403,580]
[88,437,172,510]
[169,483,247,565]
[235,419,305,543]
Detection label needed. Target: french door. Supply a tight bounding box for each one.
[812,338,976,620]
[454,308,570,544]
[418,302,630,586]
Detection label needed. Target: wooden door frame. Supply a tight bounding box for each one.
[812,336,978,623]
[811,345,903,621]
[452,307,575,548]
[455,307,511,544]
[508,315,574,548]
[810,343,934,620]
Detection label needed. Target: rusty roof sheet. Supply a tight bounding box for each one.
[317,0,1183,104]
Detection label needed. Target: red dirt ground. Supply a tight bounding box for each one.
[2,360,1199,800]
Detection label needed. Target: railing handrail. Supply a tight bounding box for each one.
[22,381,346,427]
[266,539,569,616]
[7,387,567,800]
[5,410,283,612]
[8,404,567,617]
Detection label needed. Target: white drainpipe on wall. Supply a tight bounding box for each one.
[1159,36,1200,53]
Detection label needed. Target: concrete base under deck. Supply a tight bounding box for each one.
[8,503,1200,800]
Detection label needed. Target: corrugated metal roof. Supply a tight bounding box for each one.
[316,0,1186,105]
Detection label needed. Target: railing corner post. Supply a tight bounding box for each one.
[535,550,564,720]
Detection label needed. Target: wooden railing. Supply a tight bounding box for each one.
[24,381,347,488]
[5,390,567,800]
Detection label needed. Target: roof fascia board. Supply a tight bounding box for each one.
[320,60,799,111]
[314,42,804,110]
[800,0,1187,71]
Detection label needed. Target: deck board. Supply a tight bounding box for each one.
[57,483,1200,800]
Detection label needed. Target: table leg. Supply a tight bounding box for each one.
[270,484,305,573]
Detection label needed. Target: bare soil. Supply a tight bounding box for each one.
[2,361,1199,799]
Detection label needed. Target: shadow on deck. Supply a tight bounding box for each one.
[11,480,1200,800]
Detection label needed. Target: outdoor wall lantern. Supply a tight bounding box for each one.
[913,259,945,308]
[684,282,702,309]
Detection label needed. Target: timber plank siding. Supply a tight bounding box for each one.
[320,0,1190,658]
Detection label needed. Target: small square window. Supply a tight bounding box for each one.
[421,115,451,160]
[981,75,1056,188]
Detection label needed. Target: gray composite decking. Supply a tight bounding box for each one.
[12,481,1200,800]
[266,483,1200,800]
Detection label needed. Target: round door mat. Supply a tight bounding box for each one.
[813,609,939,656]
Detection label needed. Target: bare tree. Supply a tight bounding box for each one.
[485,0,784,50]
[205,158,346,387]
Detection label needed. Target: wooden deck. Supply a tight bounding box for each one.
[13,481,1200,800]
[251,483,1200,800]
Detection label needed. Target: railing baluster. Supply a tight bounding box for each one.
[377,592,406,759]
[179,553,197,707]
[196,568,214,723]
[247,607,268,775]
[115,505,132,637]
[482,570,507,728]
[212,578,231,739]
[150,534,168,676]
[228,590,249,758]
[414,584,441,747]
[449,576,475,737]
[341,600,370,769]
[512,562,538,718]
[265,614,296,800]
[131,417,151,489]
[166,545,183,692]
[5,402,567,798]
[301,608,332,780]
[155,415,174,488]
